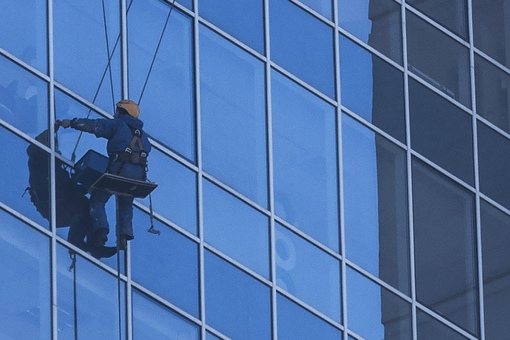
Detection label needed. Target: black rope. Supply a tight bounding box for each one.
[138,0,177,106]
[70,253,78,340]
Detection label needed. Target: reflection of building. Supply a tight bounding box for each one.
[1,0,510,339]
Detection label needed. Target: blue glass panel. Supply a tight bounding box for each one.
[339,0,402,64]
[205,251,271,340]
[200,26,267,207]
[177,0,192,10]
[339,35,406,142]
[0,56,48,137]
[54,0,121,112]
[203,179,269,278]
[343,115,410,294]
[0,0,47,73]
[136,149,198,235]
[57,244,124,339]
[276,223,341,322]
[128,1,195,162]
[277,293,341,340]
[272,71,339,251]
[270,0,335,98]
[298,0,332,19]
[347,267,412,340]
[0,127,49,228]
[198,0,264,54]
[206,331,222,340]
[132,289,199,339]
[131,207,199,317]
[0,211,50,340]
[417,310,470,339]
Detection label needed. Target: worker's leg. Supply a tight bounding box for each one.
[89,189,112,246]
[117,194,134,250]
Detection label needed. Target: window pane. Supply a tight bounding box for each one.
[340,35,406,142]
[406,0,468,39]
[338,0,402,64]
[343,115,410,294]
[272,71,339,251]
[473,0,510,70]
[203,180,269,278]
[54,0,121,112]
[475,55,510,134]
[417,310,470,340]
[0,0,47,73]
[406,11,471,108]
[128,1,195,162]
[412,159,478,336]
[205,251,271,340]
[137,149,198,235]
[480,201,510,339]
[0,211,50,340]
[477,121,510,211]
[270,0,335,98]
[346,267,412,340]
[0,55,48,136]
[276,223,341,322]
[131,208,199,317]
[200,26,267,207]
[409,78,474,186]
[0,127,50,228]
[132,289,199,339]
[277,293,342,340]
[298,0,332,19]
[57,244,124,339]
[198,0,264,54]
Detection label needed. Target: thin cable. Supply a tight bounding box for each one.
[138,0,177,106]
[72,254,78,340]
[101,0,116,112]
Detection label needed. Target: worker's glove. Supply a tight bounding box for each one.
[58,119,72,128]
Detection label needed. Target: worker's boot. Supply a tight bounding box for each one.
[89,245,117,259]
[118,235,128,251]
[91,228,108,247]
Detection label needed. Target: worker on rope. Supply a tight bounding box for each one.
[58,99,151,250]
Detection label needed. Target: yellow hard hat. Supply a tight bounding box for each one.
[116,99,140,118]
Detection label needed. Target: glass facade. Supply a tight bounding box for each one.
[1,0,510,339]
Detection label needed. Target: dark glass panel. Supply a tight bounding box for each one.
[409,78,474,186]
[412,159,478,336]
[0,210,50,340]
[417,310,470,339]
[339,0,402,64]
[406,11,471,108]
[343,114,410,294]
[340,35,406,142]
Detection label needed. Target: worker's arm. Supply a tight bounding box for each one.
[57,118,116,138]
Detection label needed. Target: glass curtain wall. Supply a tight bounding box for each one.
[1,0,510,339]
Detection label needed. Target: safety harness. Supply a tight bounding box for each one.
[109,125,148,176]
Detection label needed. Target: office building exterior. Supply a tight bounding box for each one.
[1,0,509,339]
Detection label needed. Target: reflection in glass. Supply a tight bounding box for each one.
[272,71,339,251]
[270,0,335,98]
[132,289,199,339]
[198,0,264,54]
[340,36,406,142]
[475,54,510,134]
[406,0,468,39]
[412,159,478,336]
[128,1,195,162]
[0,127,49,227]
[203,180,269,278]
[347,267,412,340]
[473,0,510,70]
[0,0,47,72]
[200,26,267,207]
[406,11,471,108]
[480,201,510,339]
[277,293,342,340]
[205,250,271,340]
[409,78,474,186]
[417,309,470,339]
[136,148,198,235]
[276,223,341,322]
[338,0,402,64]
[343,115,409,294]
[0,55,48,136]
[54,0,121,112]
[477,121,510,211]
[0,211,50,340]
[131,207,199,317]
[57,244,123,339]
